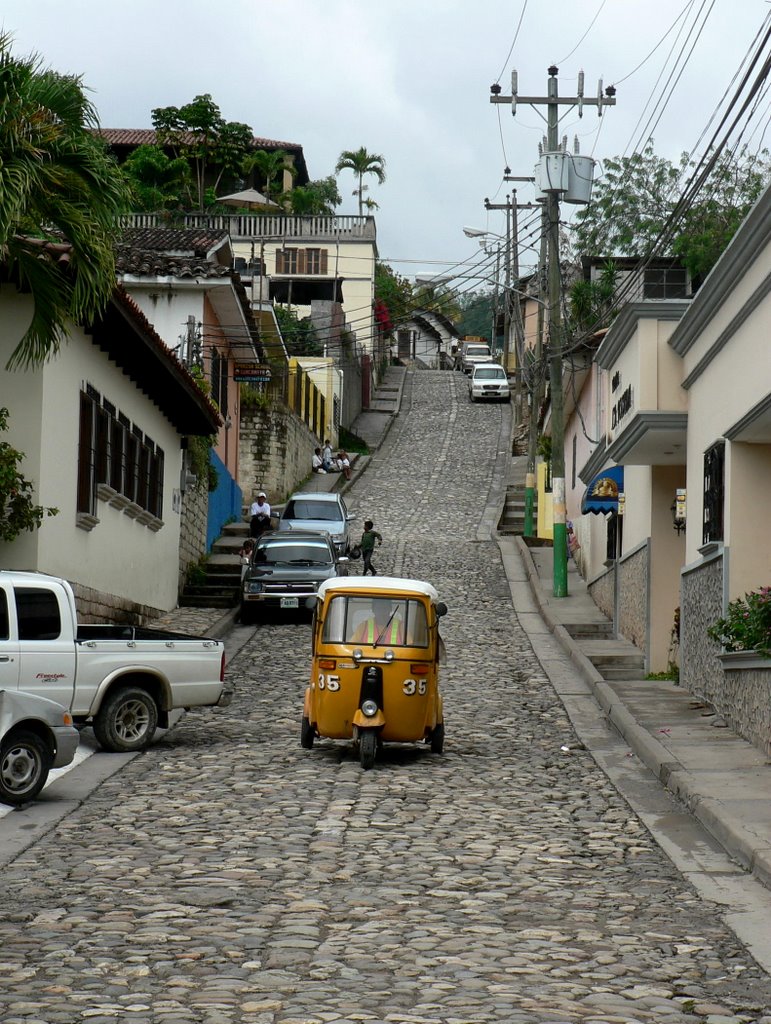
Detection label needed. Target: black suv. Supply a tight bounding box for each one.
[241,530,349,624]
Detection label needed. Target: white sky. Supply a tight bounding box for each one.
[4,1,770,293]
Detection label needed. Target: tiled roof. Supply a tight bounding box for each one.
[119,226,229,255]
[115,227,231,278]
[99,128,303,150]
[101,287,221,434]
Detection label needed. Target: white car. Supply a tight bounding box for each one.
[468,362,511,402]
[0,690,80,805]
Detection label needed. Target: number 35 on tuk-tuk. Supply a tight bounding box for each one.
[301,577,448,768]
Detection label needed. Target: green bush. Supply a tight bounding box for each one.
[707,588,771,656]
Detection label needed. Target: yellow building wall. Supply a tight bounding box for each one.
[537,462,554,539]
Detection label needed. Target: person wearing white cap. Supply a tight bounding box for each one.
[249,491,271,539]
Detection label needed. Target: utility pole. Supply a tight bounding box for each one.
[523,205,549,539]
[492,66,616,597]
[484,193,537,374]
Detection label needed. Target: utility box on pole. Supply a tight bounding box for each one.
[491,67,615,597]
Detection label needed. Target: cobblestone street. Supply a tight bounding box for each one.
[2,370,771,1024]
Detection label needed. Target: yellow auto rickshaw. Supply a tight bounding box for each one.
[301,577,447,768]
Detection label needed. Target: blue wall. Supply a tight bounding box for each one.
[207,450,243,551]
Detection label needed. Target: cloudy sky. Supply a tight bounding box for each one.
[4,1,770,292]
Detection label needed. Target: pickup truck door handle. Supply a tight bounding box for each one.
[0,655,11,662]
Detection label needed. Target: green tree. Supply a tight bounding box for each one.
[0,408,57,539]
[121,143,192,213]
[457,290,494,342]
[243,147,297,202]
[572,140,770,284]
[281,176,341,215]
[374,262,413,329]
[335,147,386,215]
[275,306,321,357]
[152,94,253,211]
[413,282,461,323]
[0,34,131,367]
[568,260,617,332]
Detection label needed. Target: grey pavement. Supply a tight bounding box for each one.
[3,368,771,1024]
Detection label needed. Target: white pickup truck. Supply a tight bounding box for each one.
[0,570,230,753]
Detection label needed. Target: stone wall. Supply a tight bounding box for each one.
[71,580,163,625]
[588,565,615,620]
[618,542,649,653]
[717,656,771,757]
[239,402,320,508]
[178,483,209,596]
[680,552,725,703]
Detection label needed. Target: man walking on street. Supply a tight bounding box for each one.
[360,519,382,576]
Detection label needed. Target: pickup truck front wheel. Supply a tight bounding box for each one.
[93,686,159,752]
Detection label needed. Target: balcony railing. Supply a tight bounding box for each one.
[122,212,376,243]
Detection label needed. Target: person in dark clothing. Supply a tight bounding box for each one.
[360,519,383,576]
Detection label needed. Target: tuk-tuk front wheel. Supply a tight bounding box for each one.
[359,730,377,769]
[430,723,445,754]
[300,716,315,749]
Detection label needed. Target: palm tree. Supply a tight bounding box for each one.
[0,34,131,368]
[335,147,386,215]
[242,148,297,202]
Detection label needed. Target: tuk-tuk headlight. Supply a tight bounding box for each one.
[361,698,379,718]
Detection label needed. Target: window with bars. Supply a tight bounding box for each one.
[643,266,688,299]
[275,248,329,275]
[703,441,725,545]
[77,387,164,520]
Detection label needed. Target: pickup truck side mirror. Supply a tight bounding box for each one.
[346,513,356,521]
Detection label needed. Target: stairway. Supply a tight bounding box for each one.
[561,606,646,681]
[498,482,537,535]
[179,521,247,608]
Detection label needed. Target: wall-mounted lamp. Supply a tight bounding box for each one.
[671,488,686,534]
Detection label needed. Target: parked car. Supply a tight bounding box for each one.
[468,362,511,402]
[0,570,229,754]
[277,492,356,556]
[461,341,493,374]
[241,530,349,624]
[0,689,80,805]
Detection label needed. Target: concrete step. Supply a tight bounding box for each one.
[564,620,614,639]
[578,638,645,680]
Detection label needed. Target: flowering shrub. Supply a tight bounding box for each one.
[707,588,771,657]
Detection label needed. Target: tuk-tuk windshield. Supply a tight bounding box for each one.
[322,595,429,647]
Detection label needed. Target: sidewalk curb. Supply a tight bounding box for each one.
[513,533,771,892]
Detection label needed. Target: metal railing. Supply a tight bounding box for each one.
[123,212,376,242]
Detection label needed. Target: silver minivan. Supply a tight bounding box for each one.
[468,362,511,402]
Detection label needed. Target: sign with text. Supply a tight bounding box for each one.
[234,363,272,383]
